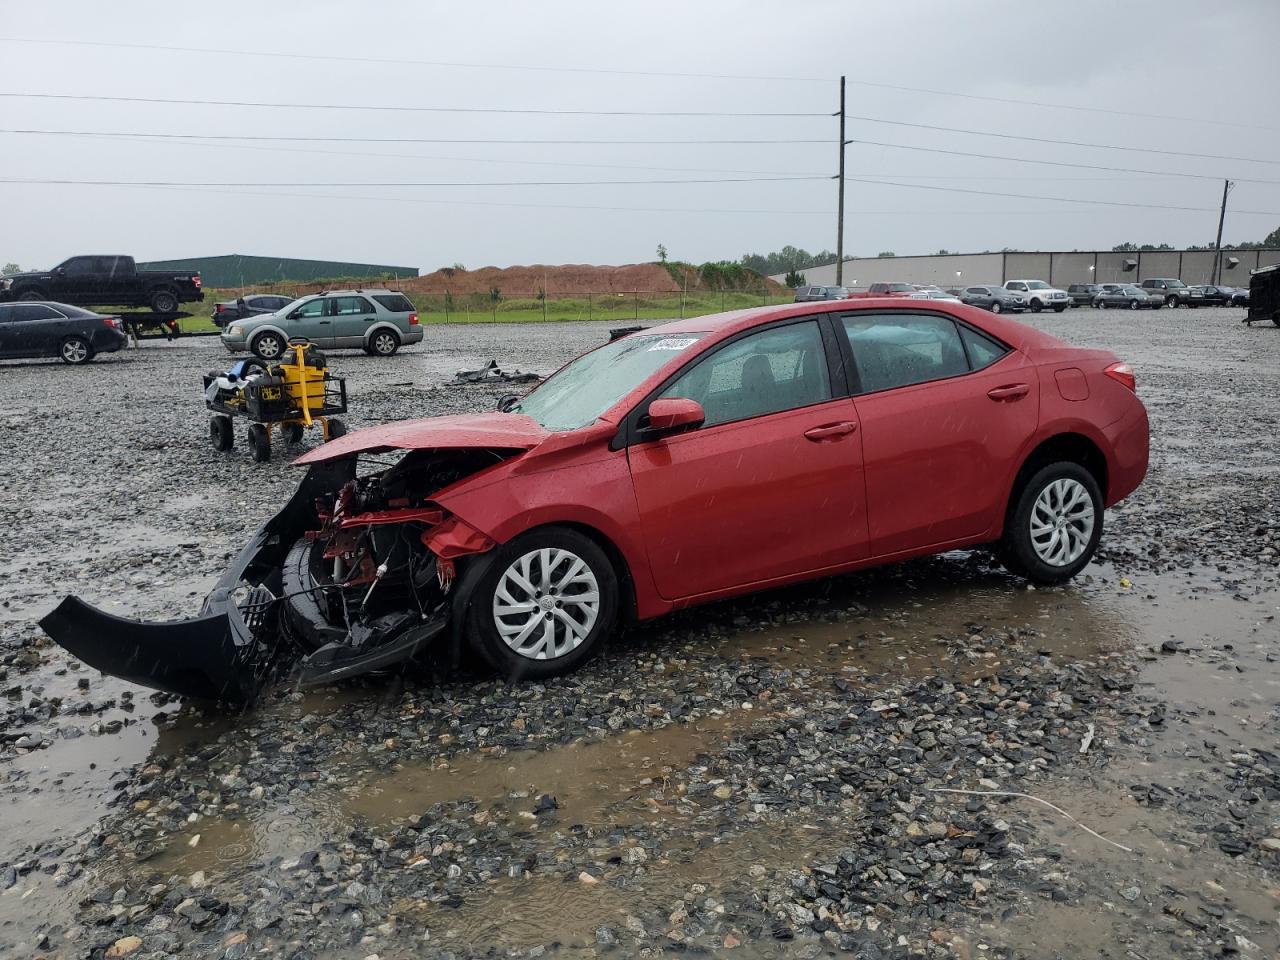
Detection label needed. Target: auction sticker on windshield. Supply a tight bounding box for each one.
[648,337,699,351]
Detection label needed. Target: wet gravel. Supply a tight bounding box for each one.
[1,307,1278,959]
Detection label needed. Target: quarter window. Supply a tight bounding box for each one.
[958,325,1008,370]
[841,313,970,393]
[373,294,414,312]
[659,320,832,428]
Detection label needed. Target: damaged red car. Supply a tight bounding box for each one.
[41,299,1149,701]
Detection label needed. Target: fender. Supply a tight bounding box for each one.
[362,320,405,347]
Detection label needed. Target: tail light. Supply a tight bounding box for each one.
[1104,361,1136,392]
[104,316,123,330]
[215,303,224,313]
[193,275,202,289]
[408,313,419,325]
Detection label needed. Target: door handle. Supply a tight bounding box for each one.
[987,383,1030,402]
[803,421,858,441]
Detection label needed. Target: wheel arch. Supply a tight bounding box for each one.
[363,321,403,346]
[1004,432,1108,532]
[248,324,289,348]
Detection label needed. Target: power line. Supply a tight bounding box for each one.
[0,128,825,145]
[848,137,1280,185]
[844,176,1280,215]
[0,37,1267,131]
[0,91,828,118]
[8,175,1280,216]
[5,128,1213,181]
[846,114,1280,166]
[0,175,828,188]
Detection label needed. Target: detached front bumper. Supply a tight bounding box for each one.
[39,461,355,703]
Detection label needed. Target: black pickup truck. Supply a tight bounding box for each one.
[0,255,203,313]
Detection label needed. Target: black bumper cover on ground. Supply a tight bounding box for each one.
[38,460,358,703]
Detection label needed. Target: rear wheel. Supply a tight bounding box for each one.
[210,415,234,451]
[149,288,179,313]
[1128,299,1140,310]
[59,336,93,365]
[466,526,618,682]
[1000,462,1103,585]
[368,329,400,356]
[247,423,271,463]
[1096,299,1106,309]
[324,418,347,441]
[283,422,305,444]
[18,289,46,302]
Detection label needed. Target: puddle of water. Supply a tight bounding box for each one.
[345,711,743,829]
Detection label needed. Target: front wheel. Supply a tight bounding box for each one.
[252,332,284,361]
[1053,304,1066,313]
[1128,299,1140,310]
[1000,462,1103,585]
[324,418,347,441]
[466,526,619,682]
[247,423,271,463]
[989,301,1003,314]
[1029,299,1043,313]
[1165,295,1178,308]
[59,336,93,365]
[1095,300,1106,309]
[210,415,234,451]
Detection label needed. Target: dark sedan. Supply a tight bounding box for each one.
[0,301,128,364]
[959,284,1026,313]
[1188,284,1234,306]
[212,294,294,328]
[1094,285,1161,310]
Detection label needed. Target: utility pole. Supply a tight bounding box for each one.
[835,75,846,286]
[1213,179,1235,284]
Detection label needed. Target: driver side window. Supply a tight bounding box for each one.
[293,299,327,319]
[659,320,832,428]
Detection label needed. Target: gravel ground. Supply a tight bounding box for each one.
[1,307,1278,959]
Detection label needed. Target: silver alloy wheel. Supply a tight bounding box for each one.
[61,339,89,363]
[493,547,600,660]
[372,332,397,355]
[256,334,282,359]
[1030,478,1095,567]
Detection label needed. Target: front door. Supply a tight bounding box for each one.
[837,311,1039,556]
[285,297,335,347]
[627,318,868,601]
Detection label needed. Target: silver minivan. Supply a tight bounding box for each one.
[220,289,423,360]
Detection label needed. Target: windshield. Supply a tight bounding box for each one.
[512,333,706,431]
[887,283,914,292]
[1025,281,1050,290]
[1164,280,1186,289]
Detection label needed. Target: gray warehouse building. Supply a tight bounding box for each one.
[774,248,1280,289]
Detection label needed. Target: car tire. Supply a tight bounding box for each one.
[1053,304,1066,313]
[989,301,1003,314]
[1128,299,1139,310]
[1029,299,1043,313]
[465,526,619,682]
[368,329,400,357]
[324,418,347,441]
[18,289,46,302]
[1165,295,1178,308]
[149,288,180,314]
[283,422,305,444]
[210,415,234,451]
[59,336,94,365]
[999,462,1103,586]
[247,423,271,463]
[1096,299,1106,309]
[252,332,285,361]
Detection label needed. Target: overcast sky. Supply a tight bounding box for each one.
[3,0,1279,272]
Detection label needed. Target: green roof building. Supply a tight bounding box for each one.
[137,254,419,288]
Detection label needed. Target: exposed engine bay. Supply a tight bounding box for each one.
[39,449,511,702]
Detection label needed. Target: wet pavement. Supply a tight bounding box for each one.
[1,306,1277,958]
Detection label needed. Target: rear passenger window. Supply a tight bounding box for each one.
[958,325,1008,370]
[332,296,374,315]
[842,314,969,393]
[373,294,414,312]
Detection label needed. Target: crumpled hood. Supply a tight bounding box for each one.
[294,412,549,465]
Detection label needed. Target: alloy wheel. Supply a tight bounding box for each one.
[492,548,600,660]
[373,332,398,355]
[1029,478,1095,567]
[61,339,89,363]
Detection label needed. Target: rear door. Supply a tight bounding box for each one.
[329,295,378,347]
[627,317,868,601]
[838,311,1039,556]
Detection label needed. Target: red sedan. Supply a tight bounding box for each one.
[42,299,1148,701]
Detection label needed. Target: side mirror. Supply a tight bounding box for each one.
[496,393,519,412]
[644,397,705,438]
[54,267,66,277]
